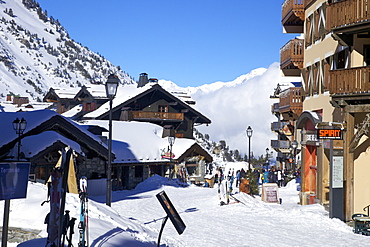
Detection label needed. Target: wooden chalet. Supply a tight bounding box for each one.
[0,110,110,183]
[85,83,211,139]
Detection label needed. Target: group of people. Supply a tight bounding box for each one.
[214,167,247,192]
[257,167,286,187]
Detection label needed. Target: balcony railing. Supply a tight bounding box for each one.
[271,140,291,153]
[280,39,304,70]
[271,103,280,114]
[279,87,303,116]
[329,67,370,95]
[330,0,370,30]
[126,111,184,121]
[282,0,305,23]
[271,121,291,133]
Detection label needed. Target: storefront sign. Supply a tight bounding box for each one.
[332,156,343,188]
[317,129,342,140]
[0,163,30,200]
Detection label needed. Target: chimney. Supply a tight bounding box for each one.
[137,73,149,88]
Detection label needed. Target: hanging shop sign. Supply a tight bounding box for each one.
[317,129,343,140]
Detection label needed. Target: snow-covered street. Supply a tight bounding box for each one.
[1,176,369,246]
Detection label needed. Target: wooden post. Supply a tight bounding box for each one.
[344,108,355,221]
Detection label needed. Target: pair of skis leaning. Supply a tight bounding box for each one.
[44,168,89,247]
[78,176,89,247]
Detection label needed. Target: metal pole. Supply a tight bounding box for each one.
[157,216,169,247]
[17,133,20,160]
[1,200,10,247]
[169,143,172,180]
[248,136,251,171]
[106,97,113,207]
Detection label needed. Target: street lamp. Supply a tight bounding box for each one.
[105,74,119,207]
[246,126,253,171]
[3,118,27,247]
[168,136,176,180]
[291,140,298,173]
[12,117,27,160]
[265,148,270,169]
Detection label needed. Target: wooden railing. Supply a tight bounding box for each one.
[329,67,370,94]
[280,39,304,69]
[282,0,305,22]
[330,0,370,29]
[131,111,184,121]
[279,87,303,115]
[271,140,291,151]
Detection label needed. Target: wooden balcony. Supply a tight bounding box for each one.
[271,140,291,153]
[329,67,370,101]
[330,0,370,32]
[271,121,291,133]
[271,103,280,114]
[122,111,184,122]
[282,0,305,33]
[280,39,304,76]
[279,87,303,119]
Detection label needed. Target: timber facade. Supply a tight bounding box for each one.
[276,0,370,221]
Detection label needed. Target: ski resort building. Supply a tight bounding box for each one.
[1,78,212,190]
[277,0,370,221]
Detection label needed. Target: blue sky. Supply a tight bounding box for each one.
[37,0,296,87]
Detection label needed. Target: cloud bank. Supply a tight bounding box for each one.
[191,63,281,158]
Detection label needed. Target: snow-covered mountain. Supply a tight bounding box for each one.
[0,0,288,158]
[0,0,134,101]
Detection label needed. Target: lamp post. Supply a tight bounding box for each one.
[2,118,27,247]
[265,148,270,169]
[105,74,119,207]
[246,126,253,172]
[12,118,27,160]
[168,136,176,180]
[291,140,298,173]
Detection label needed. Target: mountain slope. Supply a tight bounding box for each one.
[0,0,134,101]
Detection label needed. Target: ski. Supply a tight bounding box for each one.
[78,176,88,247]
[46,167,62,247]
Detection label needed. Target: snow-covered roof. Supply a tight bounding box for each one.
[0,110,108,160]
[50,87,80,99]
[0,110,59,146]
[0,100,54,112]
[83,120,201,163]
[62,104,83,118]
[84,84,150,119]
[7,131,83,159]
[80,84,107,98]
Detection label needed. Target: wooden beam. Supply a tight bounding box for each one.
[344,110,355,221]
[346,104,370,113]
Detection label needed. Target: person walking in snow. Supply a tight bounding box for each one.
[263,169,269,183]
[229,171,235,193]
[240,168,246,180]
[236,170,241,187]
[277,169,284,187]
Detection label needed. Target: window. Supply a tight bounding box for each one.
[158,105,168,112]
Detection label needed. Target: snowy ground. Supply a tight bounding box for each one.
[1,176,370,246]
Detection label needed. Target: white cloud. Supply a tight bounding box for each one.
[193,63,281,157]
